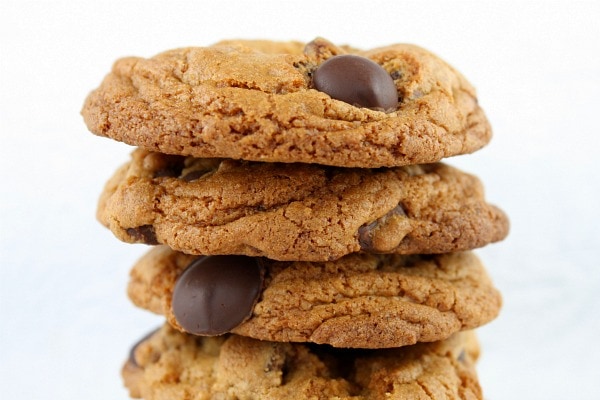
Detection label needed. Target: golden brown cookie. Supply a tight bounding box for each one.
[97,148,508,261]
[127,246,501,349]
[82,38,491,168]
[123,324,482,400]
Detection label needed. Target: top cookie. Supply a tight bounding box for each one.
[82,38,491,167]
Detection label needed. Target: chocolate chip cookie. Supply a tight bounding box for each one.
[127,246,501,349]
[123,324,482,399]
[97,148,508,261]
[82,38,491,168]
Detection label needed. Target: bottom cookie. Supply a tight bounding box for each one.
[123,324,482,400]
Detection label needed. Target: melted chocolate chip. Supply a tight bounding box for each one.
[126,225,158,245]
[312,55,398,111]
[358,204,407,250]
[172,255,264,336]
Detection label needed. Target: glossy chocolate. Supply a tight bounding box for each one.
[312,55,398,111]
[172,255,263,336]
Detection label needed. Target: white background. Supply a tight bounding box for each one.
[1,1,599,399]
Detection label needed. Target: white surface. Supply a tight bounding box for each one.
[1,1,599,399]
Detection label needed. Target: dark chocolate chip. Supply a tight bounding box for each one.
[126,225,158,245]
[358,204,407,250]
[358,219,379,250]
[172,255,264,336]
[128,327,160,367]
[312,55,398,111]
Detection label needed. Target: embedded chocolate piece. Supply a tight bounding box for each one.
[126,225,158,245]
[172,256,263,336]
[312,55,398,111]
[358,204,410,252]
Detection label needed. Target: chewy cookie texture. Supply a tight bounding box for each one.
[83,38,507,399]
[123,324,482,400]
[128,246,501,349]
[98,148,508,261]
[82,38,491,168]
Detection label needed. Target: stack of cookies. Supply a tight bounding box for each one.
[82,38,508,399]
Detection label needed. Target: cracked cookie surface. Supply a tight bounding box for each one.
[82,38,491,168]
[128,246,501,348]
[123,324,482,400]
[97,148,508,261]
